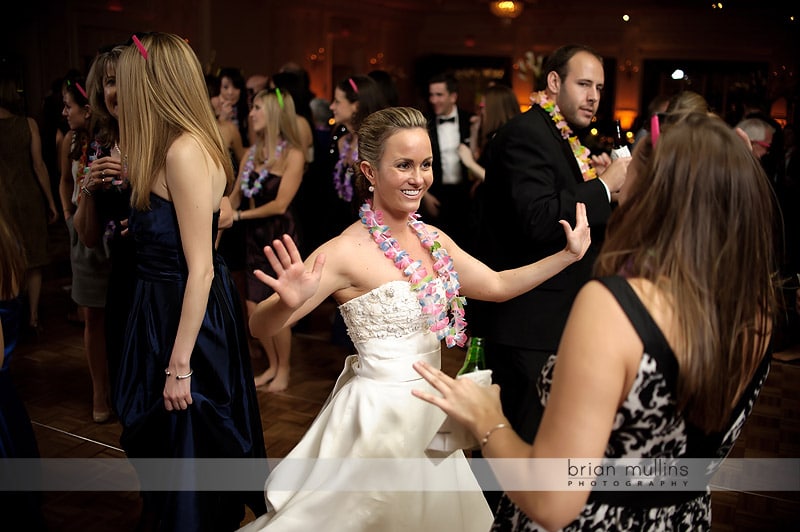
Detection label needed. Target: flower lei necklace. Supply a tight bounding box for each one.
[359,201,468,348]
[74,134,90,203]
[241,140,287,198]
[333,133,357,202]
[530,91,597,181]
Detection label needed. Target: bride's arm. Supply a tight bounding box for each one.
[249,234,347,339]
[442,203,590,303]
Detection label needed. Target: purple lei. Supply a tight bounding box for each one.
[241,141,286,198]
[333,134,356,202]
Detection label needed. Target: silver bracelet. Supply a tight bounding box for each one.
[480,423,510,448]
[164,368,193,380]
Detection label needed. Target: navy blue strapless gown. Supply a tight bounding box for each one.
[114,194,267,531]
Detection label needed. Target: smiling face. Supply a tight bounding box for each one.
[362,128,433,216]
[428,81,456,117]
[62,91,89,131]
[103,63,118,118]
[220,75,241,105]
[330,87,357,128]
[249,95,267,134]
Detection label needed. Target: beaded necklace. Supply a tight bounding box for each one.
[359,201,467,348]
[333,133,356,202]
[241,141,287,198]
[530,91,597,181]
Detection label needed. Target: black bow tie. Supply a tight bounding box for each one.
[438,116,456,125]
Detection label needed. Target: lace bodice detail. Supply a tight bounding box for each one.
[338,280,430,344]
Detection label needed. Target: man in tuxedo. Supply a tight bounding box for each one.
[424,72,474,244]
[473,44,630,445]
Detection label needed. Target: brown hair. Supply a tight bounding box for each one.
[596,112,778,433]
[87,46,124,148]
[336,75,387,131]
[479,84,521,150]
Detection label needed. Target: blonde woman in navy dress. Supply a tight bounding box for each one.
[113,33,266,531]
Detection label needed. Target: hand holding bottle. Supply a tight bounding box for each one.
[456,337,492,387]
[611,119,631,160]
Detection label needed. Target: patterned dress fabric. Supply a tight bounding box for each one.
[492,276,770,531]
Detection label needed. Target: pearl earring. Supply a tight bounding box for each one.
[368,185,375,192]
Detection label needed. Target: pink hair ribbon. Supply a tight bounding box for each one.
[132,35,148,60]
[348,77,359,94]
[650,113,660,147]
[74,82,87,100]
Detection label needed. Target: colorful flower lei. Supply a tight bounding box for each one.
[240,141,287,198]
[74,135,90,203]
[530,91,597,181]
[359,201,468,348]
[333,134,357,202]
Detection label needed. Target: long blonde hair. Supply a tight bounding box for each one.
[117,33,233,209]
[251,89,303,169]
[596,112,778,433]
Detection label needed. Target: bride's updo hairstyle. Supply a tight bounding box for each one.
[354,107,428,201]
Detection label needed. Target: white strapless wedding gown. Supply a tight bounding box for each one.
[239,280,493,532]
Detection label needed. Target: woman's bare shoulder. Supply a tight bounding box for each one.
[315,223,367,257]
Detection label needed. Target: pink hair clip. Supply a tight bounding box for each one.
[132,35,148,60]
[348,77,359,94]
[74,81,88,100]
[650,113,660,147]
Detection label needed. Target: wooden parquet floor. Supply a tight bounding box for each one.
[8,258,800,531]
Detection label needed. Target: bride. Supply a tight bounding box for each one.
[239,106,590,531]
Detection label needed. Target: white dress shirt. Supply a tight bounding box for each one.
[436,111,462,185]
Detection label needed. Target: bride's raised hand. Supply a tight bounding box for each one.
[559,202,591,261]
[253,234,325,309]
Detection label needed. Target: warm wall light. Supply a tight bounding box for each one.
[615,109,637,131]
[490,1,524,19]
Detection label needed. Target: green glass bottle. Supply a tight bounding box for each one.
[457,337,486,376]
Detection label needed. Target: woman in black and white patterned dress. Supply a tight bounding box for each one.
[414,111,778,531]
